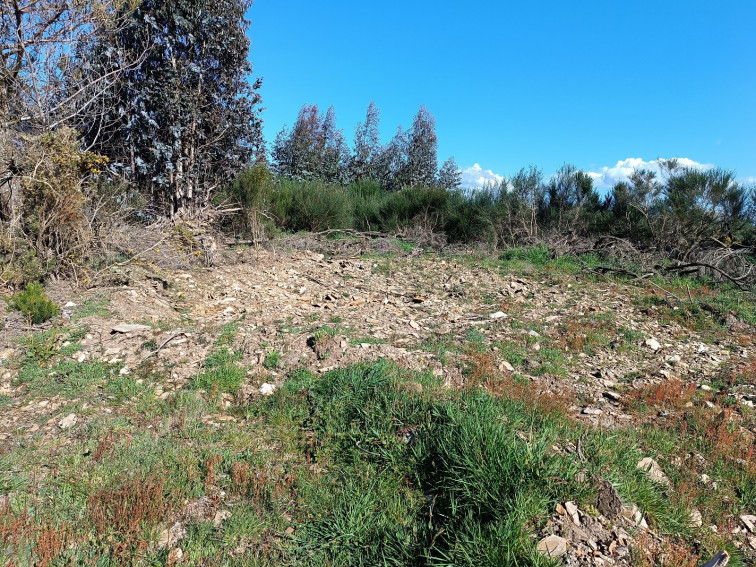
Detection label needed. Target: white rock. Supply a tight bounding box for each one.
[741,514,756,533]
[58,413,77,429]
[64,301,77,308]
[637,457,670,486]
[564,501,581,525]
[690,509,703,527]
[499,361,515,372]
[645,338,661,351]
[158,522,186,549]
[213,510,232,527]
[583,407,603,416]
[700,384,712,391]
[111,323,151,334]
[489,311,507,320]
[537,535,568,557]
[259,383,276,396]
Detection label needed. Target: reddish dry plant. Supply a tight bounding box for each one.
[204,454,223,490]
[626,379,698,413]
[632,531,699,567]
[87,476,169,564]
[230,462,299,510]
[32,520,72,567]
[735,355,756,382]
[555,318,613,352]
[464,349,571,416]
[694,408,756,472]
[0,504,73,567]
[92,433,117,463]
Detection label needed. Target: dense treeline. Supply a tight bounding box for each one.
[231,101,755,277]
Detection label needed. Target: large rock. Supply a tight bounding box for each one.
[537,535,568,558]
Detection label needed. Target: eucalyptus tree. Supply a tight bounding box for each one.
[403,105,438,187]
[272,104,347,183]
[349,101,381,182]
[373,126,409,191]
[83,0,264,216]
[437,156,461,191]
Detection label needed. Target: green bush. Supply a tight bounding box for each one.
[7,282,60,324]
[271,179,354,232]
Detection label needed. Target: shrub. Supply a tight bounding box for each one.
[272,179,353,232]
[7,282,60,324]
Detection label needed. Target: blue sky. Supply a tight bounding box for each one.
[247,0,755,189]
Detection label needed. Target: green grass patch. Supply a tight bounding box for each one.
[71,297,112,321]
[247,360,726,566]
[190,347,246,394]
[17,359,119,399]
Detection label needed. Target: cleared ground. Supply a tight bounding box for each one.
[1,237,755,566]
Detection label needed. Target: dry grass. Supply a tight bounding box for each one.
[0,504,73,567]
[626,378,698,413]
[632,530,699,567]
[87,476,170,564]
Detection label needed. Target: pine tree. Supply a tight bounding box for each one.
[81,0,264,216]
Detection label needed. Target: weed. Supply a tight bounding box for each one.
[103,374,147,402]
[263,350,281,369]
[87,475,170,564]
[217,321,238,345]
[20,328,60,365]
[17,359,117,398]
[464,327,486,351]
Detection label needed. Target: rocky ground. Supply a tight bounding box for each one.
[1,235,755,566]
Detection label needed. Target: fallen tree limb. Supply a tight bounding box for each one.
[664,261,751,290]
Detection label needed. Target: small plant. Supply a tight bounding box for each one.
[263,350,281,370]
[190,348,246,394]
[7,282,60,324]
[21,328,60,364]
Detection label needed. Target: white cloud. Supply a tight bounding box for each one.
[460,163,505,189]
[586,157,714,189]
[743,176,756,185]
